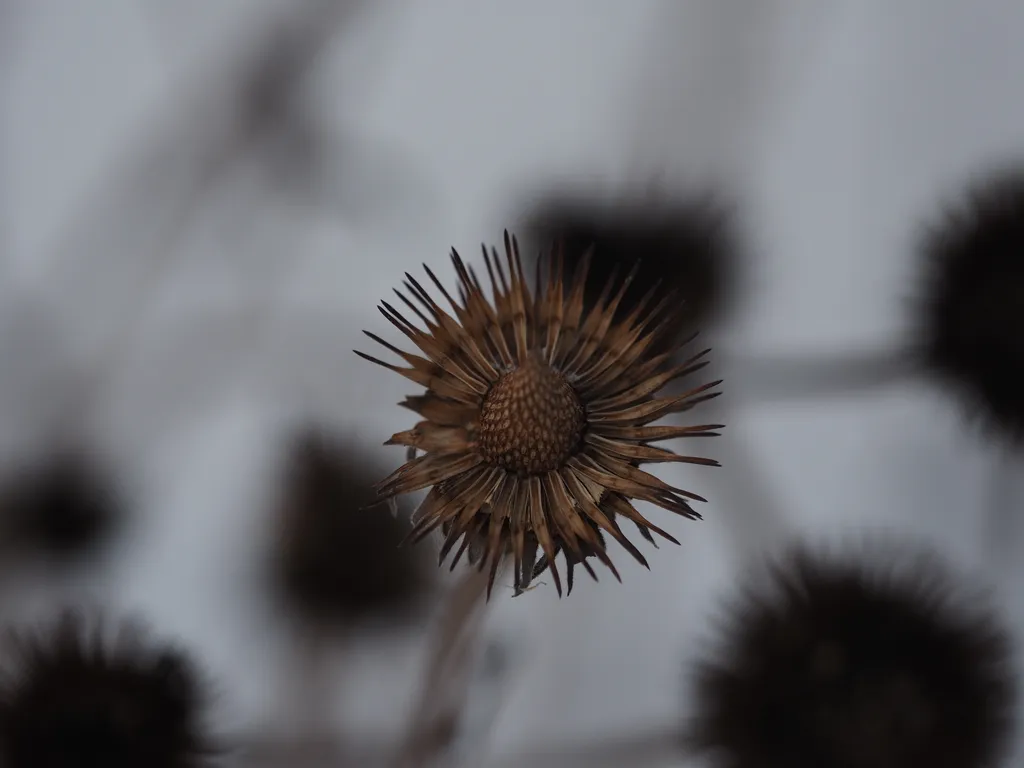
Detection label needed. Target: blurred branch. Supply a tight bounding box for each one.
[0,0,22,272]
[622,0,833,180]
[984,449,1021,575]
[31,0,366,438]
[481,724,682,768]
[201,570,499,768]
[690,345,911,563]
[211,720,684,768]
[230,732,393,768]
[722,345,913,406]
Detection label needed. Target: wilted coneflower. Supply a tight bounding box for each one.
[356,231,723,598]
[915,168,1024,441]
[687,541,1017,768]
[520,191,739,351]
[0,609,214,768]
[272,427,428,626]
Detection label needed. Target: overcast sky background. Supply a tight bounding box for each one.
[3,2,1024,766]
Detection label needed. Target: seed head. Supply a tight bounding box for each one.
[687,541,1017,768]
[272,428,428,625]
[477,355,585,475]
[521,191,739,348]
[0,609,214,768]
[915,167,1024,441]
[0,450,122,563]
[357,231,723,598]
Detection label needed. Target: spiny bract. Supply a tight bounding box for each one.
[357,231,722,598]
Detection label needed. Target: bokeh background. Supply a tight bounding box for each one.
[3,1,1024,765]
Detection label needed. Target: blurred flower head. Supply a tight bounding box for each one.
[0,450,123,564]
[687,541,1017,768]
[520,189,740,351]
[0,609,214,768]
[915,168,1024,441]
[272,427,429,626]
[358,232,722,598]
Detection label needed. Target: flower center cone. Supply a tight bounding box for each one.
[477,355,586,475]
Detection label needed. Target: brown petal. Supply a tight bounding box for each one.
[602,493,682,545]
[354,348,478,404]
[385,422,471,454]
[592,423,725,442]
[588,349,712,410]
[527,475,562,597]
[377,452,483,498]
[588,380,722,425]
[584,433,721,467]
[398,394,479,427]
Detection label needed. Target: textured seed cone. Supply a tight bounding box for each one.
[687,541,1017,768]
[0,450,122,562]
[0,609,215,768]
[272,428,428,625]
[356,231,723,598]
[915,168,1024,441]
[520,191,739,353]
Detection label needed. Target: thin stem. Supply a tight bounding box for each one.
[394,564,496,768]
[984,448,1020,574]
[712,429,793,560]
[722,345,914,406]
[233,732,387,767]
[481,723,682,768]
[227,723,683,768]
[286,626,342,740]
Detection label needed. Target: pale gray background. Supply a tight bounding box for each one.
[3,2,1024,766]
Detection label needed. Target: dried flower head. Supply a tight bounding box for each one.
[0,610,214,768]
[356,232,722,597]
[915,168,1024,440]
[0,451,122,561]
[521,192,738,351]
[273,427,428,625]
[687,542,1017,768]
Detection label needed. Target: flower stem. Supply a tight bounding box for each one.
[394,564,495,768]
[711,431,793,560]
[480,723,682,768]
[984,448,1021,574]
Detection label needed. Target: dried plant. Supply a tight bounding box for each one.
[272,427,428,627]
[0,609,216,768]
[0,450,123,563]
[915,167,1024,442]
[521,191,739,347]
[687,541,1017,768]
[357,232,722,598]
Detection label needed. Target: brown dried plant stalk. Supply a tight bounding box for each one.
[393,565,493,768]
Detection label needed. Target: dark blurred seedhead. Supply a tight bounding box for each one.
[914,166,1024,442]
[0,449,124,565]
[270,427,429,630]
[687,539,1017,768]
[519,187,741,355]
[0,608,215,768]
